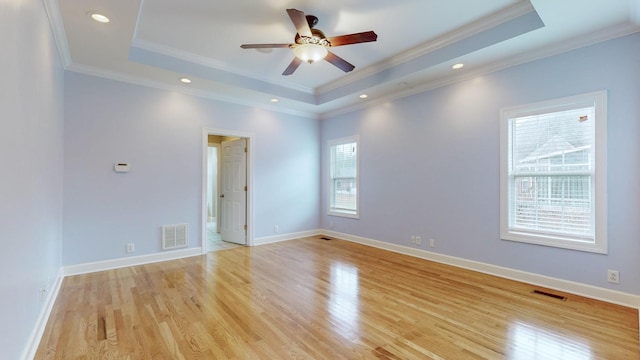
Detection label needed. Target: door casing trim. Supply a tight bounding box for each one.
[201,128,254,252]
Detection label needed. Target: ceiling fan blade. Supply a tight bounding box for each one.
[282,57,303,76]
[286,8,312,37]
[327,31,378,47]
[324,51,355,73]
[240,44,291,49]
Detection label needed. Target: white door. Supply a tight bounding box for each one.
[220,138,247,245]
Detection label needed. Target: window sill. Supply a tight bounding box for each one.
[501,231,607,254]
[328,209,359,219]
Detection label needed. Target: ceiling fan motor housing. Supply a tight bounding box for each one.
[305,15,319,28]
[294,29,330,47]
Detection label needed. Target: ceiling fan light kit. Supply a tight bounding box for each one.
[293,43,328,63]
[240,9,377,76]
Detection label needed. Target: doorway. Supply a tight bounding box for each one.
[202,128,253,253]
[205,142,222,250]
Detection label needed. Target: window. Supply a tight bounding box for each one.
[500,91,607,253]
[329,136,359,218]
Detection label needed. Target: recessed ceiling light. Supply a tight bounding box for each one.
[452,63,464,70]
[90,13,110,23]
[359,94,368,99]
[270,98,279,103]
[179,77,192,84]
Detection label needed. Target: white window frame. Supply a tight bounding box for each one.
[328,135,360,219]
[500,91,607,253]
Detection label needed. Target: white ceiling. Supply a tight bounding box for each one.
[49,0,640,118]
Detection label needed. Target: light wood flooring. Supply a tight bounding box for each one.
[36,237,639,359]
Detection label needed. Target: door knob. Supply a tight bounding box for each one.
[220,194,225,198]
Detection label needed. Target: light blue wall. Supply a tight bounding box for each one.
[5,2,637,355]
[63,73,320,265]
[0,1,64,358]
[321,33,640,295]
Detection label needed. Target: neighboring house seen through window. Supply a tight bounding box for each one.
[329,136,359,218]
[500,91,607,253]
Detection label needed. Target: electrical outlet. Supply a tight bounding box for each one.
[429,238,435,248]
[274,225,279,233]
[415,236,422,245]
[126,243,135,253]
[328,221,334,229]
[607,270,619,284]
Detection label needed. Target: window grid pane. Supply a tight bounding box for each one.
[330,141,357,213]
[512,175,592,238]
[332,178,357,211]
[509,106,595,241]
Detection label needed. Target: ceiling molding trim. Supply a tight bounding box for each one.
[512,21,640,65]
[131,39,228,71]
[65,63,318,119]
[316,8,544,105]
[131,0,145,41]
[320,25,640,120]
[319,64,505,119]
[131,0,309,95]
[42,0,72,67]
[316,0,539,95]
[128,45,317,104]
[131,38,314,94]
[64,23,639,122]
[319,75,470,120]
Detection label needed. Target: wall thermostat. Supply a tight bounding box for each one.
[114,163,130,173]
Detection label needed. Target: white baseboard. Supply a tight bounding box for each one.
[321,230,640,310]
[254,229,321,246]
[21,268,64,360]
[63,247,203,276]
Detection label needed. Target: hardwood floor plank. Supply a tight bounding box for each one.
[36,237,639,359]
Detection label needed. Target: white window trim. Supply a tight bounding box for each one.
[499,91,607,254]
[328,135,360,219]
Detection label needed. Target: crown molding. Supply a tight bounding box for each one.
[320,23,640,119]
[131,38,228,71]
[44,0,640,121]
[316,0,538,95]
[131,0,314,95]
[131,38,314,94]
[64,18,639,122]
[485,21,640,71]
[43,0,72,67]
[65,63,318,119]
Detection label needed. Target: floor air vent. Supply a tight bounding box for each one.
[531,289,567,301]
[162,223,188,250]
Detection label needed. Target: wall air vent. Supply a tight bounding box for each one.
[162,223,188,250]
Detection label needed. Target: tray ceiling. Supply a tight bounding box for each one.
[50,0,640,118]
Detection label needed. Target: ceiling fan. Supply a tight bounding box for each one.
[240,9,377,76]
